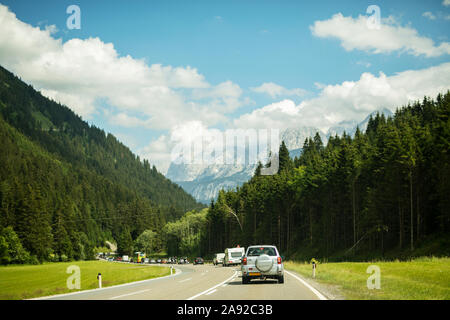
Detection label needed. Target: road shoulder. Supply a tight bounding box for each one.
[284,269,345,300]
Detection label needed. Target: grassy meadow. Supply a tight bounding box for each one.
[0,260,170,300]
[285,257,450,300]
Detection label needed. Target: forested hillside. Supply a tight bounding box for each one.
[0,65,202,264]
[199,92,450,261]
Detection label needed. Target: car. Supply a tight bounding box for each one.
[194,257,204,265]
[213,253,225,265]
[241,245,284,284]
[223,247,245,266]
[144,258,149,263]
[150,259,156,264]
[177,258,185,264]
[156,259,162,264]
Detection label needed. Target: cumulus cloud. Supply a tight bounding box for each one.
[138,121,222,174]
[138,134,173,174]
[234,63,450,133]
[191,81,251,113]
[0,4,246,130]
[251,82,307,99]
[311,13,450,57]
[443,0,450,7]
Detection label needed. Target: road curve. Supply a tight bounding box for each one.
[37,264,323,300]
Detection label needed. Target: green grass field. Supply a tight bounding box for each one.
[0,260,171,300]
[285,257,450,300]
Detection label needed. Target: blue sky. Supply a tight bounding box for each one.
[0,0,449,173]
[5,1,448,85]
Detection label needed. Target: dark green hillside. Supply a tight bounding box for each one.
[0,65,202,263]
[0,66,199,211]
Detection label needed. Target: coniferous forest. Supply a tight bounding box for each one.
[199,92,450,261]
[0,66,203,264]
[1,64,449,264]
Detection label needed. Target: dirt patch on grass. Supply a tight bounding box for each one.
[21,289,44,300]
[302,276,345,300]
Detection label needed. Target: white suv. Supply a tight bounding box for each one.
[241,245,284,284]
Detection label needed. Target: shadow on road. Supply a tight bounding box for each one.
[227,279,278,286]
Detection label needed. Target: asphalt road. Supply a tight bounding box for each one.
[37,264,325,300]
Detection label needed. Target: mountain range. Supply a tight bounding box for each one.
[166,108,393,203]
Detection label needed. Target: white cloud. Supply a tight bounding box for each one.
[422,12,436,20]
[251,82,308,98]
[138,121,224,174]
[356,61,372,68]
[104,111,150,128]
[138,134,173,174]
[314,82,326,90]
[0,4,247,130]
[443,0,450,7]
[234,63,450,133]
[233,99,302,130]
[191,81,249,113]
[311,13,450,57]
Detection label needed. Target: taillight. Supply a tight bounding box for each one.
[243,257,247,265]
[277,256,282,264]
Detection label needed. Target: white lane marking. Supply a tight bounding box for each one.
[179,277,192,283]
[284,270,328,300]
[222,284,228,287]
[109,289,151,300]
[205,289,217,296]
[187,271,238,300]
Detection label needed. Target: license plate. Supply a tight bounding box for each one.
[249,272,261,276]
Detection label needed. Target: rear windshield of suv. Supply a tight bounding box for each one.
[230,252,243,258]
[247,247,277,256]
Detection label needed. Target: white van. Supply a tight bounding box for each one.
[213,253,225,265]
[223,247,245,266]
